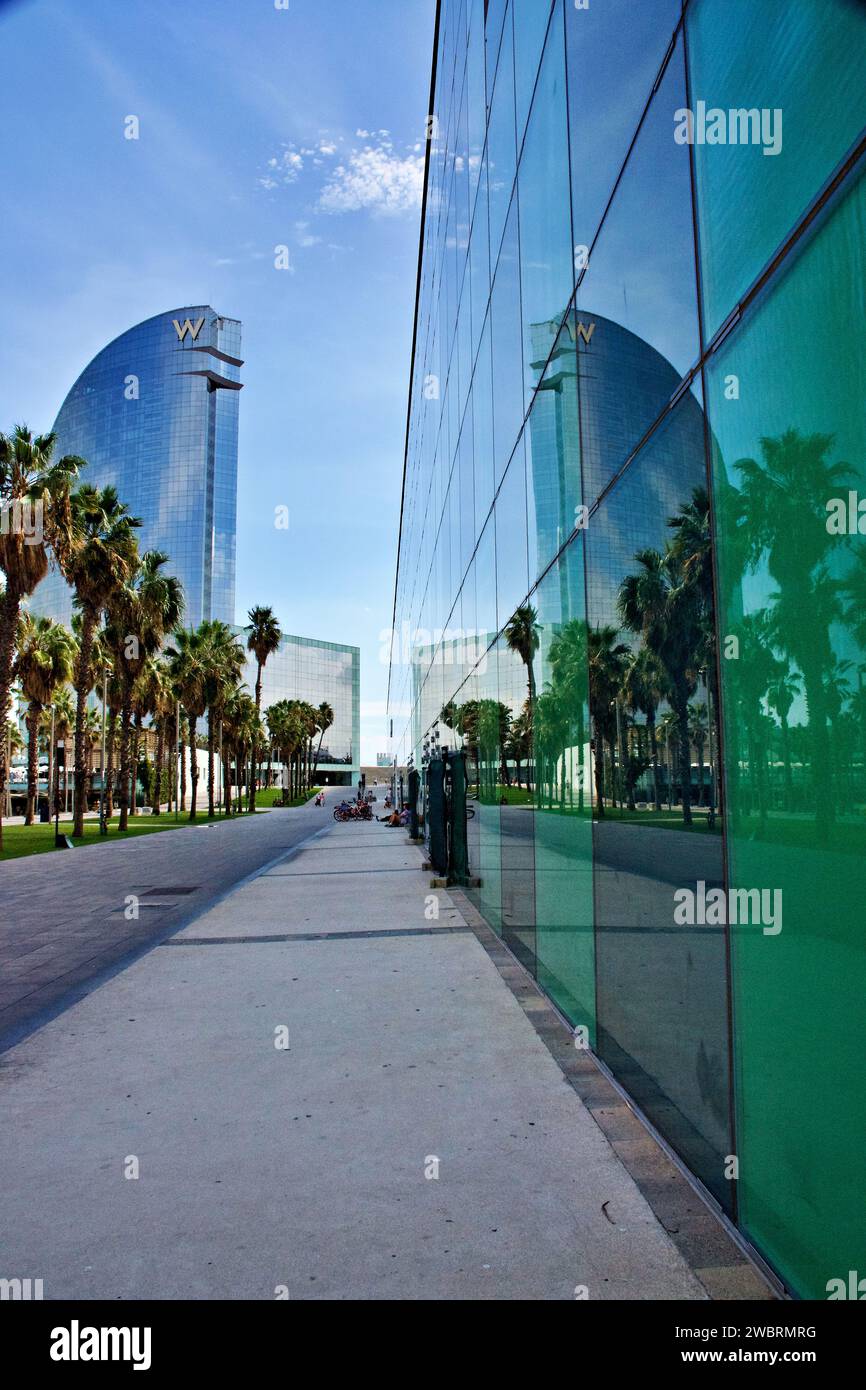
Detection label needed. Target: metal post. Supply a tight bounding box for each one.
[175,700,180,823]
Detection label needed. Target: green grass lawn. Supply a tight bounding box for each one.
[0,811,228,862]
[239,787,321,811]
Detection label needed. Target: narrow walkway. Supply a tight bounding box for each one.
[0,815,760,1299]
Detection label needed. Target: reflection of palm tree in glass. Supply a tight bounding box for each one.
[727,610,782,829]
[588,624,629,817]
[688,703,709,809]
[622,648,665,811]
[618,546,702,825]
[504,605,540,791]
[766,668,801,812]
[735,429,851,839]
[546,617,589,811]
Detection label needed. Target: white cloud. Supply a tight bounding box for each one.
[318,142,424,217]
[259,146,304,189]
[294,220,322,248]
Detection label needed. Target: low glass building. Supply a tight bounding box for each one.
[238,632,360,787]
[33,306,242,628]
[388,0,866,1298]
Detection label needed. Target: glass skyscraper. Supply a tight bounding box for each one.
[31,305,361,786]
[34,305,242,628]
[238,632,360,786]
[388,0,866,1298]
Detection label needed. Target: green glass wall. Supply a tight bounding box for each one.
[690,0,866,1294]
[389,0,866,1297]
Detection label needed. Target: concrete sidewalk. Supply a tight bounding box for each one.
[0,818,762,1300]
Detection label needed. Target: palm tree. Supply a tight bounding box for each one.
[200,620,245,816]
[504,605,540,791]
[167,626,207,820]
[13,614,77,824]
[51,685,75,816]
[618,546,703,825]
[766,668,801,811]
[110,551,183,830]
[312,701,334,783]
[547,618,590,811]
[658,709,680,810]
[0,426,81,847]
[621,647,665,811]
[63,484,141,835]
[245,606,282,812]
[688,703,709,808]
[588,625,630,816]
[735,429,851,840]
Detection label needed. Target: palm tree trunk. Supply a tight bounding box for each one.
[105,710,117,818]
[46,728,54,824]
[0,582,23,851]
[118,682,133,832]
[152,725,164,816]
[250,661,263,813]
[188,715,199,821]
[207,709,215,817]
[781,716,793,811]
[130,712,143,816]
[25,703,40,825]
[72,610,95,837]
[648,711,661,811]
[179,723,187,811]
[676,695,693,826]
[593,722,605,817]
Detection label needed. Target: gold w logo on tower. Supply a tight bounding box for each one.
[172,316,205,342]
[566,320,596,346]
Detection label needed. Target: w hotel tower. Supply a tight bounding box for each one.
[34,306,242,628]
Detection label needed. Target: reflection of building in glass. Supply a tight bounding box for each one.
[388,0,866,1299]
[33,307,242,629]
[528,308,706,626]
[237,631,360,787]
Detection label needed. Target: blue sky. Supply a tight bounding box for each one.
[0,0,434,762]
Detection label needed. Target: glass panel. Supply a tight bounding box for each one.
[490,191,525,488]
[706,166,866,1295]
[512,0,553,149]
[565,0,681,255]
[486,2,517,267]
[472,310,496,536]
[576,31,699,501]
[517,8,574,401]
[525,325,581,582]
[686,0,866,339]
[586,392,732,1210]
[533,535,595,1036]
[497,612,536,971]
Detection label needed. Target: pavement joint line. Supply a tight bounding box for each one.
[163,926,474,945]
[264,867,420,878]
[445,881,778,1303]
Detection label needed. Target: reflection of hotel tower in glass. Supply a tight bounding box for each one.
[32,307,242,628]
[527,308,705,626]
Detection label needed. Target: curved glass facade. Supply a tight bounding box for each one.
[388,0,866,1297]
[33,305,242,628]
